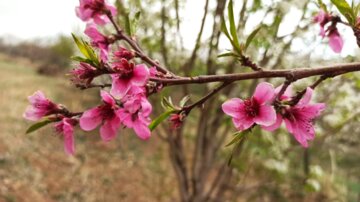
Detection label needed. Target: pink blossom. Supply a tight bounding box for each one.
[114,47,135,60]
[85,23,110,61]
[313,10,331,37]
[110,60,150,99]
[313,10,343,53]
[54,118,78,155]
[76,0,117,25]
[222,82,276,131]
[169,114,184,129]
[118,89,152,140]
[70,62,98,85]
[328,29,344,53]
[23,91,59,121]
[263,87,326,147]
[79,90,122,141]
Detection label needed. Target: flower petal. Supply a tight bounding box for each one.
[297,87,313,106]
[63,120,75,155]
[274,85,292,100]
[79,107,102,131]
[254,105,276,126]
[110,74,131,99]
[262,113,283,131]
[100,116,121,141]
[253,82,275,104]
[100,90,115,106]
[291,123,310,147]
[222,98,244,119]
[28,91,46,104]
[23,106,42,121]
[232,116,254,131]
[133,119,151,140]
[329,32,343,53]
[132,64,149,86]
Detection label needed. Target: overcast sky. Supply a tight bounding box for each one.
[0,0,357,57]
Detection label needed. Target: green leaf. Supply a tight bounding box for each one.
[217,52,239,58]
[71,34,100,66]
[161,97,176,110]
[245,26,262,51]
[354,3,360,17]
[317,0,328,13]
[71,56,92,63]
[124,13,132,36]
[131,11,141,35]
[72,33,91,59]
[149,110,177,131]
[221,16,233,43]
[227,0,241,52]
[330,0,355,25]
[179,95,191,107]
[225,131,244,147]
[26,119,53,134]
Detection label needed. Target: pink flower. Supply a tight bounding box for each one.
[222,82,276,131]
[76,0,117,25]
[114,47,135,60]
[85,23,110,61]
[313,10,343,53]
[328,29,344,53]
[313,10,331,37]
[110,60,150,99]
[79,90,122,141]
[70,62,98,85]
[263,87,326,147]
[23,91,59,121]
[169,114,184,129]
[54,118,78,155]
[118,89,152,140]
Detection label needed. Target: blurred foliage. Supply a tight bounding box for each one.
[0,35,74,75]
[112,0,360,201]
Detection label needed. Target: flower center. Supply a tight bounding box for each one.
[99,104,116,120]
[243,98,260,117]
[85,0,105,13]
[113,59,134,79]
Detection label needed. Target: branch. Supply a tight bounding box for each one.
[151,62,360,85]
[182,82,232,115]
[106,13,174,76]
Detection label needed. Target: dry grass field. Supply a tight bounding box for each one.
[0,54,175,202]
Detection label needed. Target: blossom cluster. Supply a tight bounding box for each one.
[313,10,343,53]
[222,82,325,147]
[23,0,154,155]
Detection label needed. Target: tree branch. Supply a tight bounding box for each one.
[151,62,360,85]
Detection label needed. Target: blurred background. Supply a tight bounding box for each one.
[0,0,360,201]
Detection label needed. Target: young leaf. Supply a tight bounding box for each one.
[225,131,244,147]
[317,0,328,13]
[131,11,141,35]
[217,52,239,58]
[227,0,241,52]
[245,26,262,51]
[72,33,91,59]
[26,119,53,134]
[124,13,132,36]
[161,97,176,110]
[71,56,92,63]
[221,16,233,43]
[149,110,177,131]
[330,0,355,25]
[179,95,191,107]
